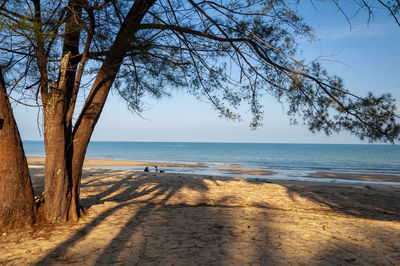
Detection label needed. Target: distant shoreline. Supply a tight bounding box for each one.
[27,156,400,186]
[22,142,400,176]
[23,139,396,145]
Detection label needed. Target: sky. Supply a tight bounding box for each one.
[13,1,400,144]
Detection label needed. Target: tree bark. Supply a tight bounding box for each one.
[0,69,36,231]
[42,0,156,223]
[43,53,76,222]
[69,0,156,222]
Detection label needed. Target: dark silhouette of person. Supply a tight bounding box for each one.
[144,167,149,172]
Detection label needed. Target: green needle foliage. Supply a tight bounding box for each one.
[0,0,399,143]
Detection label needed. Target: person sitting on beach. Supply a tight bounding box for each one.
[154,166,158,173]
[144,167,149,172]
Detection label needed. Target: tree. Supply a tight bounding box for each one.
[0,0,399,224]
[327,0,400,27]
[0,68,36,231]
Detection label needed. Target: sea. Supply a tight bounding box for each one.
[23,141,400,185]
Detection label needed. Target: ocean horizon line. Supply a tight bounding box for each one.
[21,139,395,146]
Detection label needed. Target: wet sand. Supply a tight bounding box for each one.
[27,157,208,169]
[26,156,400,182]
[1,161,400,265]
[308,171,400,183]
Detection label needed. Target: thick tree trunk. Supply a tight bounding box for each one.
[43,53,80,222]
[69,0,157,221]
[42,0,156,223]
[0,69,36,231]
[43,93,72,222]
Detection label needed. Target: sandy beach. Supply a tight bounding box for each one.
[1,158,400,265]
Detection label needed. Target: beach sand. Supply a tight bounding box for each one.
[27,157,209,169]
[1,159,400,265]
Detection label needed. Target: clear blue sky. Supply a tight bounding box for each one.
[14,1,400,144]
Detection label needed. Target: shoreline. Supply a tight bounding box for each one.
[27,156,400,186]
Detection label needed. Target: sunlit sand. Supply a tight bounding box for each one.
[1,160,399,265]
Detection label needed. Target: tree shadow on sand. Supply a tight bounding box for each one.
[33,171,280,265]
[283,182,400,222]
[32,169,400,265]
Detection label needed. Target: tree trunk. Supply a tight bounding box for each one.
[42,53,79,222]
[69,0,157,222]
[0,69,36,231]
[43,92,72,222]
[42,0,156,223]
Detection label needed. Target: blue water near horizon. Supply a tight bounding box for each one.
[22,141,400,175]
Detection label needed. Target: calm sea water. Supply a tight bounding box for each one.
[23,141,400,174]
